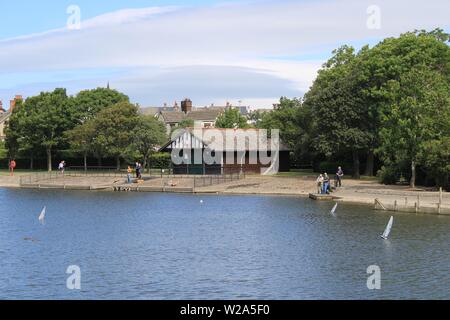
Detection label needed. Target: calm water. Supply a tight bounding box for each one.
[0,189,448,300]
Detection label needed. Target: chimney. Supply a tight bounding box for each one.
[181,98,192,113]
[10,95,23,111]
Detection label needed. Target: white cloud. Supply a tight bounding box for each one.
[0,0,448,107]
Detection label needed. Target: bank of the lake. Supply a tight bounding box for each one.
[1,173,449,215]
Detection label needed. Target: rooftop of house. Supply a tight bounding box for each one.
[140,106,176,116]
[159,107,225,123]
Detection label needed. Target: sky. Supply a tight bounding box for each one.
[0,0,449,109]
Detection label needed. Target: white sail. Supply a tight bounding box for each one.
[330,203,338,216]
[38,206,46,223]
[381,216,393,239]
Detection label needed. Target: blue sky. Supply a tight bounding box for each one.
[0,0,236,39]
[0,0,448,109]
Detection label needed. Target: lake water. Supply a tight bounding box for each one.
[0,189,448,300]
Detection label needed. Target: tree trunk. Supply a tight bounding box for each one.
[410,160,416,189]
[143,156,148,174]
[364,150,374,176]
[47,148,52,172]
[30,155,34,170]
[352,150,360,179]
[83,152,88,172]
[97,156,102,167]
[116,156,121,171]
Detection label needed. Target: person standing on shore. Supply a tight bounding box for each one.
[138,162,142,179]
[323,173,330,194]
[58,161,66,174]
[135,162,140,179]
[316,174,324,194]
[9,159,16,176]
[336,166,344,187]
[127,166,132,184]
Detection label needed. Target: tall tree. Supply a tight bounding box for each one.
[91,102,140,170]
[73,87,129,124]
[6,89,76,171]
[303,46,372,178]
[362,29,450,180]
[132,115,167,172]
[65,121,97,171]
[378,65,450,188]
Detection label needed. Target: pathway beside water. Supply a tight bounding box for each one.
[2,173,449,215]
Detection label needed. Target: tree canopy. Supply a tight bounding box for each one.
[215,108,249,128]
[257,29,450,187]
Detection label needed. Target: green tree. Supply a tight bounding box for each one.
[419,137,450,189]
[6,99,45,169]
[6,89,76,171]
[91,102,140,170]
[132,115,167,172]
[215,108,248,128]
[73,87,129,123]
[257,97,314,164]
[0,141,7,159]
[65,121,97,171]
[303,46,372,178]
[377,65,450,188]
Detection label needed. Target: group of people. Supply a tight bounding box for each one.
[316,166,344,194]
[127,162,143,183]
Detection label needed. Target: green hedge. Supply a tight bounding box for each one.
[148,153,171,168]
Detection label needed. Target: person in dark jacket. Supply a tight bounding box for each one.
[335,166,344,187]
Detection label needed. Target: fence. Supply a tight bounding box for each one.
[193,171,244,188]
[19,168,124,185]
[19,166,246,189]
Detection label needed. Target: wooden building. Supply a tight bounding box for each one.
[159,128,290,174]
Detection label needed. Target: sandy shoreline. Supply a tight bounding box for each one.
[1,173,449,215]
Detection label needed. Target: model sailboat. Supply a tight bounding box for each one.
[381,216,393,239]
[38,206,46,224]
[330,203,338,216]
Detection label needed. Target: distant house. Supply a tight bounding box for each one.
[159,127,290,174]
[0,111,10,142]
[0,96,22,141]
[141,99,255,134]
[150,99,226,134]
[140,103,179,117]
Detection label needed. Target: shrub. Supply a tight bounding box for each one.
[149,153,171,168]
[377,165,400,185]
